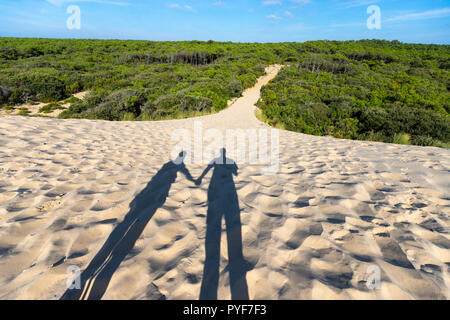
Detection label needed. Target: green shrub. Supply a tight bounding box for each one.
[66,82,81,94]
[23,74,68,102]
[140,93,213,120]
[357,106,450,142]
[87,89,145,120]
[59,91,106,118]
[17,108,30,115]
[121,112,136,121]
[179,94,213,112]
[226,79,243,97]
[253,64,266,74]
[39,103,64,113]
[413,135,436,147]
[63,96,81,104]
[8,87,28,104]
[391,133,411,145]
[0,85,12,104]
[412,136,450,148]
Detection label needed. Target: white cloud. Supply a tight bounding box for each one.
[286,23,313,31]
[387,8,450,22]
[168,3,196,12]
[267,14,282,20]
[290,0,311,8]
[340,0,380,9]
[285,10,293,18]
[46,0,129,6]
[262,0,282,6]
[330,21,365,28]
[213,1,225,6]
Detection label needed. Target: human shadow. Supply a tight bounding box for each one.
[197,148,249,300]
[61,152,194,300]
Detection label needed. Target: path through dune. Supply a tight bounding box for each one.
[0,65,449,300]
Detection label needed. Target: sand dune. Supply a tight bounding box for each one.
[0,65,449,300]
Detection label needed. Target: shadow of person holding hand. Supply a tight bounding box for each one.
[196,148,249,300]
[61,151,194,300]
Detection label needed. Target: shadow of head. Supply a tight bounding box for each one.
[216,147,234,165]
[220,148,226,163]
[172,150,187,165]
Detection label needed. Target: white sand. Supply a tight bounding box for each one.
[0,65,449,300]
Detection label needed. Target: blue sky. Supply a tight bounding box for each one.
[0,0,449,43]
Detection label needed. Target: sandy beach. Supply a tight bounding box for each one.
[0,65,449,300]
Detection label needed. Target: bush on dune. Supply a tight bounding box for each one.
[357,106,450,143]
[0,85,13,106]
[80,89,145,120]
[2,38,449,148]
[59,91,107,118]
[141,93,213,120]
[257,40,450,148]
[1,38,273,119]
[39,103,65,113]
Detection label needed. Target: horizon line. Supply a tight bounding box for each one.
[0,36,449,46]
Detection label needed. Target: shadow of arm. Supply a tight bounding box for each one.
[180,164,195,183]
[232,162,238,176]
[196,164,213,185]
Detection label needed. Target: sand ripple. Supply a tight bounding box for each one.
[0,65,449,299]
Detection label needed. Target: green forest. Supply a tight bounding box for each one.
[0,38,282,120]
[0,38,449,147]
[257,40,450,148]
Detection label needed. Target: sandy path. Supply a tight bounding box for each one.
[0,65,449,300]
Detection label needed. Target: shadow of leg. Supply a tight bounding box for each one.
[225,202,249,300]
[199,203,222,300]
[199,149,248,300]
[84,208,157,300]
[61,157,191,300]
